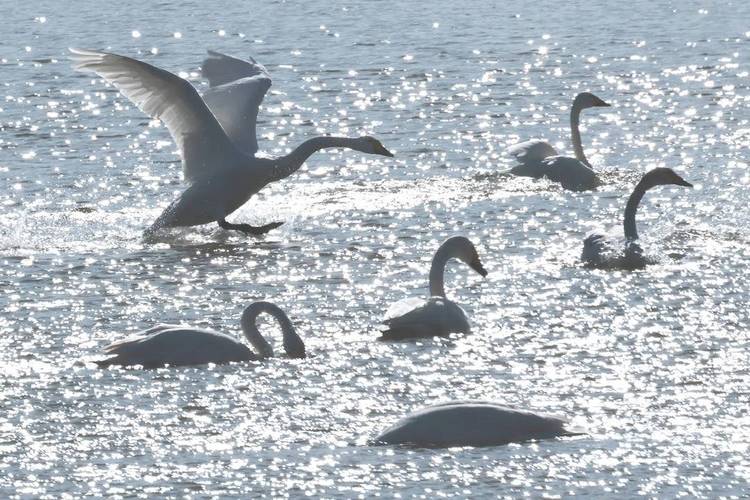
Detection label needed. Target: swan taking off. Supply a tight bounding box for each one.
[379,236,487,340]
[70,49,394,235]
[582,167,693,270]
[372,401,582,447]
[507,92,610,191]
[95,301,305,368]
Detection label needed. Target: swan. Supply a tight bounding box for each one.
[506,92,610,191]
[95,301,305,368]
[69,49,394,234]
[582,167,693,269]
[379,236,487,340]
[372,400,582,447]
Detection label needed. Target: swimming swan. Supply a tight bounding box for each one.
[372,400,582,447]
[379,236,487,340]
[95,301,305,368]
[70,49,394,234]
[582,167,693,269]
[507,92,610,191]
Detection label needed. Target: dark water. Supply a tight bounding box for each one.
[2,0,750,496]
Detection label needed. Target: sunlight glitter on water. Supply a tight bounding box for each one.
[1,0,750,497]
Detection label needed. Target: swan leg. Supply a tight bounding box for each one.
[217,218,284,235]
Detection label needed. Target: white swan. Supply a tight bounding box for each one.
[70,49,394,234]
[372,400,582,447]
[379,236,487,340]
[582,167,692,270]
[95,301,305,368]
[507,92,610,191]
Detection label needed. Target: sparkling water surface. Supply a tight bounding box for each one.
[2,0,750,497]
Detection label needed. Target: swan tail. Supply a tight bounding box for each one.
[94,356,119,368]
[561,426,586,437]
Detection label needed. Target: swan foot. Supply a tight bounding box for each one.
[217,218,284,235]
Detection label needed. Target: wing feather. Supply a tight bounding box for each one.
[202,50,270,87]
[70,48,240,183]
[508,139,558,165]
[201,51,272,156]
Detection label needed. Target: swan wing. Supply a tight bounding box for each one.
[201,51,272,156]
[381,297,470,339]
[70,48,240,184]
[383,297,427,322]
[541,156,600,191]
[202,50,270,87]
[508,139,558,165]
[202,77,271,156]
[100,328,252,367]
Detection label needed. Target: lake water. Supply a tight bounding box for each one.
[2,0,750,496]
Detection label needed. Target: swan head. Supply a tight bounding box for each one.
[641,167,693,189]
[574,92,611,109]
[358,136,394,157]
[442,236,488,277]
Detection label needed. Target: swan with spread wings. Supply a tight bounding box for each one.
[70,49,393,234]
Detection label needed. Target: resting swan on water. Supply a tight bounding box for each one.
[95,301,305,368]
[70,49,393,235]
[582,167,693,270]
[372,400,582,447]
[507,92,610,191]
[379,236,487,340]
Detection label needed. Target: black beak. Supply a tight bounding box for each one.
[470,259,488,277]
[597,99,611,107]
[677,178,693,188]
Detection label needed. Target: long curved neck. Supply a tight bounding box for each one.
[240,302,303,358]
[429,247,454,297]
[570,102,591,168]
[269,136,363,183]
[623,179,650,241]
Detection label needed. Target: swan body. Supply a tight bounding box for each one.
[582,167,693,269]
[95,301,305,368]
[508,92,609,191]
[372,401,581,447]
[70,49,393,234]
[380,236,487,340]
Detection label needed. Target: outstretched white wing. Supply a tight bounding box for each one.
[70,48,240,183]
[201,51,272,156]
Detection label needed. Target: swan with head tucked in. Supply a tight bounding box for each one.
[95,301,305,368]
[70,49,394,235]
[507,92,610,191]
[379,236,487,340]
[372,400,582,447]
[582,167,693,270]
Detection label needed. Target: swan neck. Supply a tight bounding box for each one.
[623,180,649,241]
[270,136,361,182]
[241,321,273,359]
[570,102,591,168]
[241,302,304,358]
[428,247,451,297]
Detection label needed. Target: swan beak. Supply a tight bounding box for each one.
[676,178,693,188]
[375,144,395,157]
[471,259,488,277]
[596,98,611,107]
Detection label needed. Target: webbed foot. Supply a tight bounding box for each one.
[217,219,284,235]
